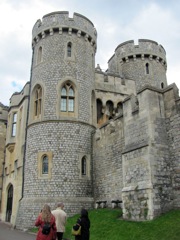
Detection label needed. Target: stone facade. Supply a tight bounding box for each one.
[0,103,8,216]
[0,11,180,229]
[0,83,29,226]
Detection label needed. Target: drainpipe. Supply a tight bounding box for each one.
[0,144,6,216]
[19,48,34,201]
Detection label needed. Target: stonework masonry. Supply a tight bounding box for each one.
[0,83,29,225]
[0,103,8,214]
[0,11,180,229]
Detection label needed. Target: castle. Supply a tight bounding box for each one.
[0,11,180,229]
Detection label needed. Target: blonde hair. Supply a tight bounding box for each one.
[41,204,51,222]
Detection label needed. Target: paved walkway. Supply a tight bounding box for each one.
[0,221,36,240]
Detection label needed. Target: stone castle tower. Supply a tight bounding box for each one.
[108,39,167,91]
[16,12,97,228]
[0,11,180,229]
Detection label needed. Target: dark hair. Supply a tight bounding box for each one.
[81,208,88,217]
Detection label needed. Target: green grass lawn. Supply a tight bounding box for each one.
[31,208,180,240]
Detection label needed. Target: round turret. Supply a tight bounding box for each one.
[32,11,97,45]
[29,11,97,122]
[108,39,167,91]
[16,12,97,228]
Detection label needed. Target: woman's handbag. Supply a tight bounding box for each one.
[72,224,81,236]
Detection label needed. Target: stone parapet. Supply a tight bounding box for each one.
[9,82,30,108]
[114,39,166,66]
[32,12,97,49]
[108,39,167,92]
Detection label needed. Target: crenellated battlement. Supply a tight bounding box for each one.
[32,11,97,48]
[114,39,166,67]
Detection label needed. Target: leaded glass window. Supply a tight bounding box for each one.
[42,155,48,174]
[68,98,74,112]
[34,85,42,118]
[12,113,17,137]
[60,83,75,112]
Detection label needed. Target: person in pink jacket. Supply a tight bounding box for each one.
[35,204,57,240]
[52,202,67,240]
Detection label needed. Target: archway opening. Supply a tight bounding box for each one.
[6,184,13,222]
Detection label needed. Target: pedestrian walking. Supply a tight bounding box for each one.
[35,204,57,240]
[52,202,67,240]
[73,208,90,240]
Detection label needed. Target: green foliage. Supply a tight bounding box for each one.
[29,209,180,239]
[62,209,180,240]
[29,227,38,233]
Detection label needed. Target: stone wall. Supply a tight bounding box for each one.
[0,103,8,214]
[93,117,124,205]
[16,121,94,229]
[169,111,180,208]
[164,86,180,209]
[0,91,29,226]
[122,87,174,220]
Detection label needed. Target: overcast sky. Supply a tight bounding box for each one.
[0,0,180,106]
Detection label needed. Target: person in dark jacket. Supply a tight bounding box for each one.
[75,208,90,240]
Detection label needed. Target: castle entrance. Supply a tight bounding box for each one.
[6,184,13,222]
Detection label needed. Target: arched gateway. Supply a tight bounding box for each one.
[6,184,13,222]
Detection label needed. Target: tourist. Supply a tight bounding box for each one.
[74,208,90,240]
[52,202,67,240]
[35,204,57,240]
